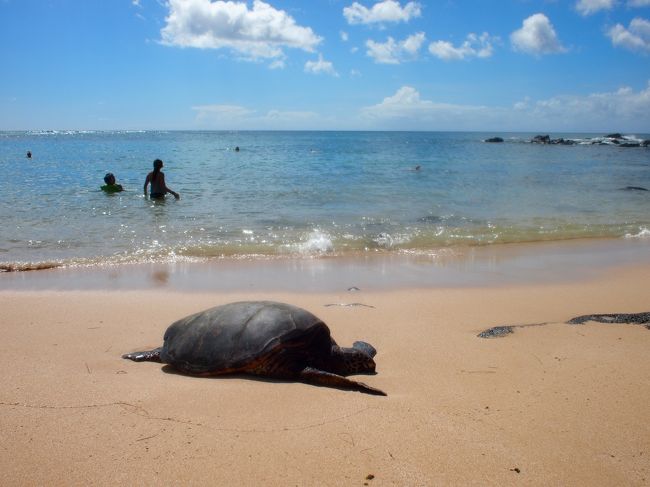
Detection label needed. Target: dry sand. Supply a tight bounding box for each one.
[1,261,649,485]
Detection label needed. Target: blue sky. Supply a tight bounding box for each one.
[1,0,649,132]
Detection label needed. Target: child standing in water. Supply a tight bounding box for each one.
[144,159,179,199]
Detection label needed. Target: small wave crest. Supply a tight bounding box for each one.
[295,230,334,255]
[625,227,650,239]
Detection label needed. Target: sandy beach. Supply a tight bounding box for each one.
[1,244,649,485]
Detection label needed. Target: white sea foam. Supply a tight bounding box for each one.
[625,227,650,239]
[296,230,334,254]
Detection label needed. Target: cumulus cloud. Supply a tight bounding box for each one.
[343,0,421,25]
[429,33,496,61]
[160,0,321,63]
[510,13,566,55]
[575,0,616,15]
[628,0,650,6]
[608,17,650,53]
[305,55,339,76]
[360,86,495,129]
[366,32,425,64]
[360,83,650,131]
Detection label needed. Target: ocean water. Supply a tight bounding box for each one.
[0,130,649,270]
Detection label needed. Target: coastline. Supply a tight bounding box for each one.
[1,236,649,292]
[1,238,649,485]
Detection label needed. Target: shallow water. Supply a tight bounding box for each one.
[1,130,649,269]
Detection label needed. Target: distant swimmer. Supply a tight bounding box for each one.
[26,151,32,159]
[235,146,240,152]
[144,158,180,200]
[415,165,421,171]
[101,173,124,193]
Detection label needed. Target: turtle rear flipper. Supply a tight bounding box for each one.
[299,367,386,396]
[122,347,163,362]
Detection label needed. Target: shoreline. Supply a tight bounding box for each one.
[1,236,649,292]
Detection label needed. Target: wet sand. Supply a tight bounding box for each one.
[1,237,649,292]
[1,240,649,485]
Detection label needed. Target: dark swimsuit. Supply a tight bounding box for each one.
[149,192,165,199]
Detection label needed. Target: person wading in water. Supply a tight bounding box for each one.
[144,159,180,200]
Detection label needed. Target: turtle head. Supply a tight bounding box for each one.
[329,341,377,376]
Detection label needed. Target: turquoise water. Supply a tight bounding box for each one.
[1,130,649,269]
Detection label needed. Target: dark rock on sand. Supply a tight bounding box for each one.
[477,326,514,338]
[484,137,504,143]
[567,312,650,325]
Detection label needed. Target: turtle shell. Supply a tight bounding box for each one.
[160,301,333,376]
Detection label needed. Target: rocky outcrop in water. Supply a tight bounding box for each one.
[525,133,648,147]
[530,134,577,145]
[531,134,551,144]
[484,137,504,143]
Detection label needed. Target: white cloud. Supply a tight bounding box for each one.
[305,54,339,76]
[429,33,496,61]
[366,32,425,64]
[608,17,650,53]
[161,0,321,64]
[343,0,421,25]
[510,13,566,55]
[628,0,650,6]
[340,31,349,42]
[192,103,322,129]
[360,83,650,131]
[361,86,494,129]
[520,81,650,130]
[269,59,285,69]
[575,0,616,15]
[193,82,650,131]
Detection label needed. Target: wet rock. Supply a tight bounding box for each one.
[484,137,504,143]
[567,312,650,325]
[556,138,576,145]
[531,135,551,144]
[477,326,514,338]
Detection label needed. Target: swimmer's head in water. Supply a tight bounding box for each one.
[104,173,115,185]
[153,159,163,170]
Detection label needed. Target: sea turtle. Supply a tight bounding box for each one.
[122,301,386,396]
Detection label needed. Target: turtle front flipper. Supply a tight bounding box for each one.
[299,367,387,396]
[122,347,163,362]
